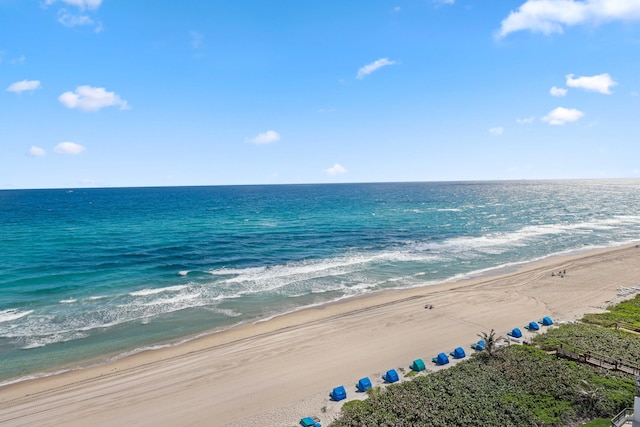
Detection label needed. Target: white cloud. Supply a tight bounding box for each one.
[9,56,25,64]
[55,142,86,154]
[59,86,129,111]
[7,80,41,93]
[324,163,347,176]
[550,86,568,96]
[250,130,280,145]
[497,0,640,38]
[516,116,536,124]
[356,58,397,79]
[489,127,504,135]
[29,146,46,157]
[190,31,204,49]
[58,11,94,27]
[542,106,584,125]
[46,0,102,10]
[566,73,617,94]
[434,0,455,4]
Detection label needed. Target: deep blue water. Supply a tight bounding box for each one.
[2,180,640,383]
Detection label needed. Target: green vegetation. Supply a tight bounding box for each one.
[533,322,640,363]
[582,295,640,329]
[404,370,419,378]
[580,418,614,427]
[330,345,635,427]
[329,297,640,427]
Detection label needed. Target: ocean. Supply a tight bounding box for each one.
[2,180,640,384]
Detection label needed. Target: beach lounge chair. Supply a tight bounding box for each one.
[507,327,522,339]
[410,358,426,372]
[329,385,347,401]
[356,377,372,392]
[300,416,321,427]
[450,346,466,359]
[383,369,399,383]
[471,340,486,351]
[432,352,450,365]
[540,316,553,326]
[525,321,540,331]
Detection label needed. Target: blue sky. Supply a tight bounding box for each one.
[2,0,640,189]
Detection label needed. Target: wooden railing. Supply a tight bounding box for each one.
[554,344,640,376]
[610,407,633,427]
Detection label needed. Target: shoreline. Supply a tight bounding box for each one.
[1,241,623,388]
[1,243,640,426]
[0,242,611,388]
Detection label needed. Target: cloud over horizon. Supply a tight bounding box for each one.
[59,86,129,111]
[54,142,86,154]
[7,80,41,93]
[497,0,640,38]
[324,163,347,176]
[542,106,584,125]
[357,58,397,79]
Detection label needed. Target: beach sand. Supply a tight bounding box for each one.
[1,244,640,426]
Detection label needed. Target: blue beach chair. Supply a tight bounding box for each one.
[383,369,399,383]
[507,327,522,339]
[525,321,540,331]
[450,346,466,359]
[356,377,372,392]
[540,316,554,326]
[410,359,426,372]
[329,385,346,401]
[471,340,486,351]
[300,416,321,427]
[432,352,450,365]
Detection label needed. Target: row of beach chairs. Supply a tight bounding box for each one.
[508,316,554,340]
[301,316,554,426]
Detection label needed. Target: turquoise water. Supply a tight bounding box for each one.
[2,180,640,383]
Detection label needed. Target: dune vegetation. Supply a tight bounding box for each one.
[330,296,640,427]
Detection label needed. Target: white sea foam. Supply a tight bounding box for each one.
[59,299,77,304]
[130,285,188,297]
[214,251,440,295]
[413,216,640,256]
[0,309,33,323]
[141,293,200,306]
[178,270,190,276]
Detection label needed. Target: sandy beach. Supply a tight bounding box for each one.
[1,244,640,427]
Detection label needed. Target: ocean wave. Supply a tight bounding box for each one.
[413,216,640,256]
[0,309,33,323]
[140,293,200,307]
[130,285,188,297]
[21,331,89,349]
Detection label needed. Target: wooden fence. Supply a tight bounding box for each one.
[555,345,640,376]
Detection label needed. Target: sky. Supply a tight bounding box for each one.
[2,0,640,189]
